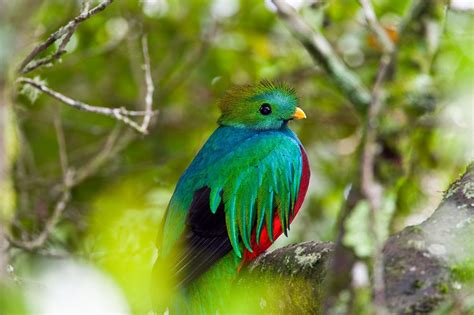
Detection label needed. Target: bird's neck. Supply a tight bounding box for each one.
[217,124,293,135]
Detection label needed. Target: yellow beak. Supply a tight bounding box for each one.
[292,107,306,120]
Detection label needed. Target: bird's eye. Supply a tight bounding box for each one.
[259,103,272,115]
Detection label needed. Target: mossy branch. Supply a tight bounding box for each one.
[246,162,474,314]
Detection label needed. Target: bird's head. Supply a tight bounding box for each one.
[217,81,306,130]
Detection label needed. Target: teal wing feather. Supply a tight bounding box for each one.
[207,131,303,258]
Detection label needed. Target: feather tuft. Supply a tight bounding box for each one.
[218,80,297,113]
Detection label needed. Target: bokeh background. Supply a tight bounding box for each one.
[1,0,473,313]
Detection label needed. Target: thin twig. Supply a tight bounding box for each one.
[271,0,372,113]
[8,178,72,251]
[72,125,128,185]
[360,56,392,198]
[355,1,396,312]
[358,0,394,53]
[139,35,155,133]
[8,126,132,251]
[20,26,77,75]
[323,0,437,312]
[360,54,391,315]
[18,0,115,74]
[7,119,75,255]
[347,1,441,312]
[8,0,157,253]
[7,110,74,251]
[16,77,158,133]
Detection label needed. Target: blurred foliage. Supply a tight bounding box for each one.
[0,284,29,315]
[1,0,473,313]
[0,105,18,222]
[343,192,396,258]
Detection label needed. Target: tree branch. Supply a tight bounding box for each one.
[322,0,443,311]
[358,0,395,54]
[315,0,448,311]
[71,126,131,186]
[139,35,155,134]
[271,0,372,113]
[7,174,72,251]
[16,77,158,134]
[7,125,132,251]
[18,0,115,74]
[9,2,157,253]
[7,118,75,252]
[247,162,474,314]
[359,52,392,313]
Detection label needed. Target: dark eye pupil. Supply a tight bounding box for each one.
[259,103,272,115]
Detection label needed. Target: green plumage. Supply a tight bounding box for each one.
[153,81,308,314]
[207,131,303,256]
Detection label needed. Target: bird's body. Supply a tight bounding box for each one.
[153,82,310,313]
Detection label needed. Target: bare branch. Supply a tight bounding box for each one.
[271,0,372,113]
[324,0,440,311]
[9,10,158,251]
[7,111,75,251]
[139,35,155,133]
[8,126,132,251]
[359,0,436,209]
[7,155,74,252]
[18,0,115,74]
[358,0,395,53]
[81,0,92,13]
[369,4,429,211]
[19,27,76,75]
[16,77,158,134]
[360,54,392,314]
[7,179,71,251]
[72,125,129,186]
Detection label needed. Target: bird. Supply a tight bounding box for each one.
[152,81,310,313]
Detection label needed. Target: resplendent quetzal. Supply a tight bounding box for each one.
[153,81,310,313]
